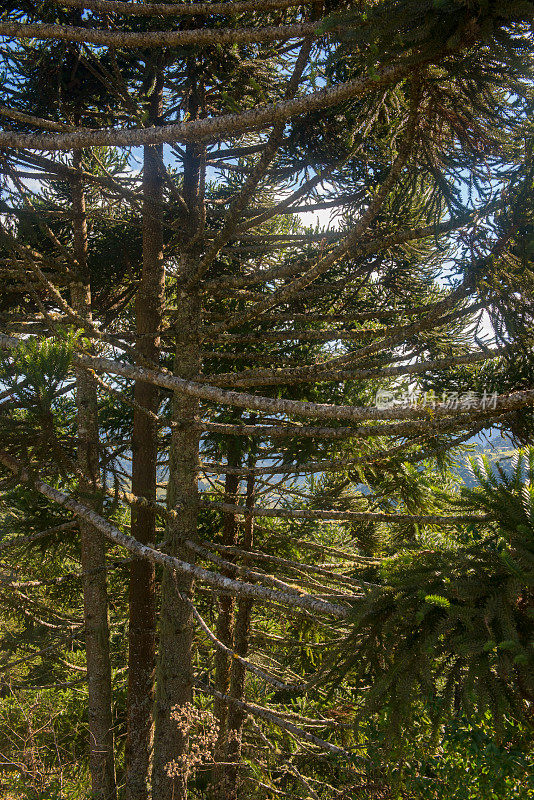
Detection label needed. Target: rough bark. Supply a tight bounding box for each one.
[73,333,519,424]
[0,60,410,150]
[152,124,204,800]
[152,288,200,800]
[223,471,256,800]
[70,151,117,800]
[50,0,307,17]
[0,20,322,49]
[212,442,241,786]
[125,72,165,800]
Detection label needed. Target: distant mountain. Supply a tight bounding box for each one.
[453,429,517,487]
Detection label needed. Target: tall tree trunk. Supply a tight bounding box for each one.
[70,150,117,800]
[125,71,164,800]
[152,130,204,800]
[152,284,200,800]
[223,469,256,800]
[212,441,241,789]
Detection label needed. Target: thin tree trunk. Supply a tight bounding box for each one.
[125,70,164,800]
[223,469,255,800]
[70,150,117,800]
[152,128,204,800]
[152,285,200,800]
[212,441,241,787]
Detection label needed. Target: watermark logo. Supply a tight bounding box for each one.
[375,388,498,410]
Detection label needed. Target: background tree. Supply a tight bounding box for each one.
[0,1,534,799]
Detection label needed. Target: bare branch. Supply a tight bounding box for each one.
[0,62,409,150]
[0,450,351,619]
[202,499,488,525]
[49,0,312,17]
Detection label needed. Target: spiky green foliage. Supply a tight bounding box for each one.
[328,447,534,732]
[1,334,75,406]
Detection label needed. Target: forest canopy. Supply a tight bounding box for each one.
[0,1,533,799]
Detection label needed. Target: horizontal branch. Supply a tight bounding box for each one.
[78,352,534,424]
[206,297,478,385]
[199,433,440,475]
[206,348,503,388]
[51,0,310,16]
[0,106,74,132]
[202,499,487,525]
[0,450,349,619]
[0,20,320,48]
[104,484,178,521]
[1,571,82,591]
[0,521,76,552]
[73,355,484,447]
[206,328,383,345]
[201,448,416,478]
[202,542,370,590]
[197,413,500,440]
[1,334,523,429]
[0,61,408,149]
[183,538,314,597]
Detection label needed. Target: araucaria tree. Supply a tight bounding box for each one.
[0,1,533,799]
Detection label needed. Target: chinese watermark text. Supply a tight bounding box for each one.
[375,388,498,411]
